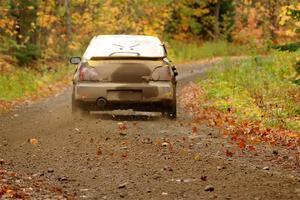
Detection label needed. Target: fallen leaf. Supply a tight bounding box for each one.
[226,150,233,157]
[194,153,201,161]
[192,126,198,134]
[121,152,128,158]
[10,172,17,177]
[201,176,207,181]
[118,122,128,131]
[96,147,102,156]
[155,138,162,146]
[6,189,13,194]
[29,138,38,145]
[50,186,63,194]
[248,145,256,151]
[231,134,238,141]
[238,140,246,150]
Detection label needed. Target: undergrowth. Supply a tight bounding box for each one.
[198,50,300,132]
[168,40,263,63]
[0,64,72,100]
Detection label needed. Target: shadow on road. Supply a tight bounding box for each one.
[89,111,162,121]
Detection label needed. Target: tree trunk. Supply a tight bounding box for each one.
[214,0,221,39]
[65,0,72,41]
[270,0,279,41]
[9,0,40,64]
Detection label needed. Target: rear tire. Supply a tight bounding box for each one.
[167,88,177,119]
[167,101,177,119]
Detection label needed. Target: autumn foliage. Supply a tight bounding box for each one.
[0,0,299,66]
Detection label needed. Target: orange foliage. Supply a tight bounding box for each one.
[233,8,263,45]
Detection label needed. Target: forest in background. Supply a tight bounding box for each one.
[0,0,299,67]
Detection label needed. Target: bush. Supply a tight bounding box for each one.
[13,43,41,65]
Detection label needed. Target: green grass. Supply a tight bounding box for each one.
[0,64,72,100]
[198,50,300,132]
[168,40,261,63]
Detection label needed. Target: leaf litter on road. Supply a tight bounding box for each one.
[179,84,300,156]
[0,167,72,199]
[28,138,39,145]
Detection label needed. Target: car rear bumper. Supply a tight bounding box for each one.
[74,81,174,103]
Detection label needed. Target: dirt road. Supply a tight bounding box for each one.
[1,61,300,199]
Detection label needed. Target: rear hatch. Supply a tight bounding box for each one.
[79,59,171,83]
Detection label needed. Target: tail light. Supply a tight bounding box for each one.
[79,68,85,81]
[151,66,172,81]
[79,67,99,81]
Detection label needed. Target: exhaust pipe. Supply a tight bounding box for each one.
[97,97,107,108]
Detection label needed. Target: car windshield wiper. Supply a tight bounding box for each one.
[113,43,141,50]
[130,43,140,49]
[113,44,124,48]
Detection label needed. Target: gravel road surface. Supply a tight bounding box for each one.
[1,61,300,199]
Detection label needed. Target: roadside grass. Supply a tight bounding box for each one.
[198,50,300,132]
[0,63,73,101]
[168,40,263,63]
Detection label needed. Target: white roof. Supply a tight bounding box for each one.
[82,35,165,60]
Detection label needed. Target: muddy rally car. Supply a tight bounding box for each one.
[70,35,178,118]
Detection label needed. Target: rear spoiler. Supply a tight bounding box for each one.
[90,56,165,61]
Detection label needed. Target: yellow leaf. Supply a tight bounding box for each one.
[27,6,34,10]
